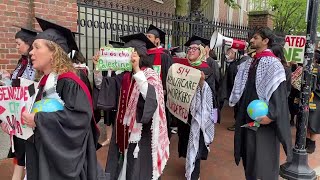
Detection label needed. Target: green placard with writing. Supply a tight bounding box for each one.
[96,47,134,71]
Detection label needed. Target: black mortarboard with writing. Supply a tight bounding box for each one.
[147,24,166,44]
[35,17,78,52]
[184,35,210,46]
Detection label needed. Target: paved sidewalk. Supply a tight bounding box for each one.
[0,107,319,179]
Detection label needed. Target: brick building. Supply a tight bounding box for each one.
[0,0,78,73]
[0,0,175,73]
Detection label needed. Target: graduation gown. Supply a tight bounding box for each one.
[148,52,173,138]
[309,64,320,134]
[234,59,292,180]
[218,56,249,108]
[98,73,159,180]
[25,76,106,180]
[206,57,220,92]
[177,62,216,160]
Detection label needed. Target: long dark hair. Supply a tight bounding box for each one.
[271,44,287,67]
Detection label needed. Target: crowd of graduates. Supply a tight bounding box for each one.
[0,16,319,180]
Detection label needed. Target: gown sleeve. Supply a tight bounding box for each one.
[134,71,158,124]
[161,53,173,91]
[34,78,94,177]
[266,81,293,162]
[96,73,124,111]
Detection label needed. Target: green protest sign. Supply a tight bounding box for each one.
[96,47,134,71]
[284,35,306,63]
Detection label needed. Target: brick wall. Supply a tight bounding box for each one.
[0,0,77,73]
[248,11,274,29]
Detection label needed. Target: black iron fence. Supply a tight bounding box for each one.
[76,0,251,65]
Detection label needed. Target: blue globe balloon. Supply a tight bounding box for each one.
[247,100,268,120]
[32,98,64,113]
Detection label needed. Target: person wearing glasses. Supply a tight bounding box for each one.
[176,36,217,180]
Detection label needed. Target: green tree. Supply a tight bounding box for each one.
[271,0,307,34]
[250,0,307,34]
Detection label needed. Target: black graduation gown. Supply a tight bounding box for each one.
[25,78,106,180]
[218,56,249,108]
[234,59,292,180]
[309,64,320,134]
[284,66,292,96]
[206,57,220,92]
[98,73,159,180]
[177,64,216,160]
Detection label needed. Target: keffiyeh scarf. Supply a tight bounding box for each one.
[186,82,216,180]
[122,67,170,180]
[229,49,286,106]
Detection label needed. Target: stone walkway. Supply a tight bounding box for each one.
[0,107,319,179]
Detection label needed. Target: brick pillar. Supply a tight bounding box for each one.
[248,10,274,30]
[0,0,78,73]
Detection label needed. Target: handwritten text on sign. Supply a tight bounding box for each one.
[284,35,306,63]
[166,63,201,123]
[96,47,134,71]
[0,79,35,140]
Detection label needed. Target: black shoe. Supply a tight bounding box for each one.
[306,138,316,154]
[227,124,235,131]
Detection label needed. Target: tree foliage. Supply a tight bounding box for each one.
[224,0,241,8]
[271,0,307,34]
[251,0,307,34]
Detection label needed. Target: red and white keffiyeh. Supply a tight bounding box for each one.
[123,67,170,180]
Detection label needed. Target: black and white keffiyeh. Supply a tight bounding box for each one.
[229,55,286,106]
[185,82,216,180]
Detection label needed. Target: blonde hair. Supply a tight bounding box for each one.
[44,40,76,74]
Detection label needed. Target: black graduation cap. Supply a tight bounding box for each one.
[35,17,78,53]
[147,24,166,44]
[71,31,84,38]
[120,33,156,50]
[109,40,125,48]
[14,25,39,46]
[184,35,210,46]
[14,25,39,36]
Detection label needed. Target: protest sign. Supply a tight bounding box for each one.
[166,63,201,123]
[284,35,306,63]
[0,78,37,140]
[96,47,134,71]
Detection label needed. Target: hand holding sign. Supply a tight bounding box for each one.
[199,71,205,88]
[131,51,140,73]
[92,51,100,66]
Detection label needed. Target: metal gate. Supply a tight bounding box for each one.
[76,0,251,68]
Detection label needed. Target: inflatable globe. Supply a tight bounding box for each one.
[247,100,268,120]
[31,98,64,113]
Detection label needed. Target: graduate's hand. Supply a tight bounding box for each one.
[92,51,100,66]
[0,122,10,134]
[22,111,36,128]
[199,71,205,88]
[131,51,140,73]
[256,116,273,125]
